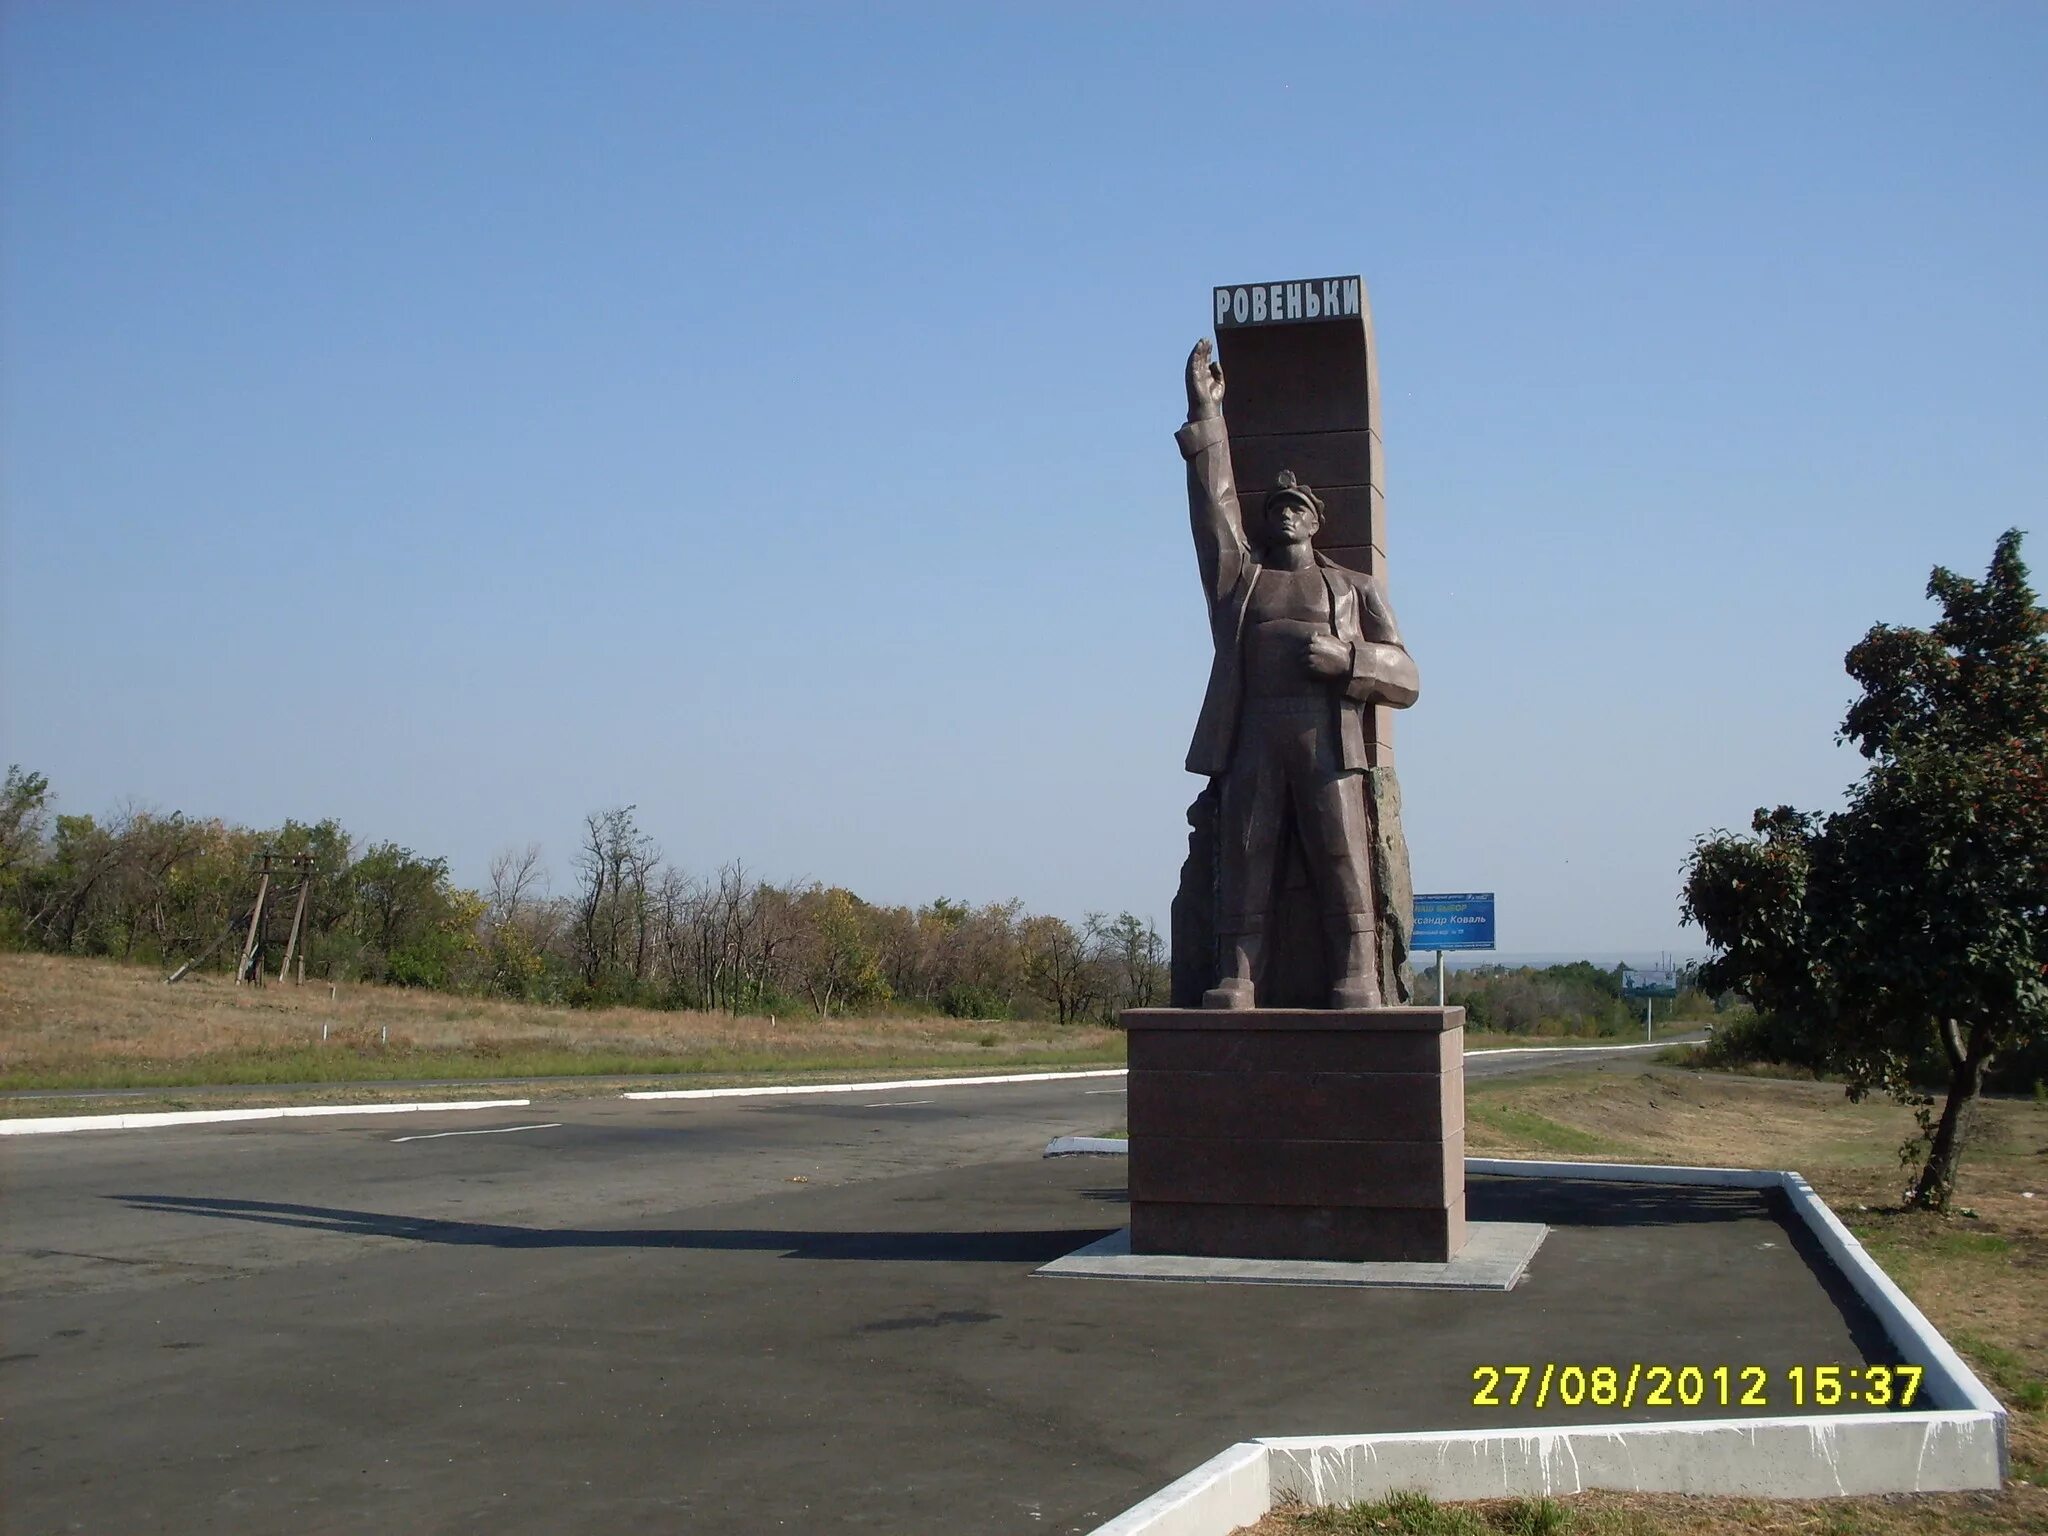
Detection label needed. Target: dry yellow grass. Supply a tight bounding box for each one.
[1463,1062,1978,1170]
[0,952,1124,1088]
[1241,1485,2048,1534]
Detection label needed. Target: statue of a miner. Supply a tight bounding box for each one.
[1175,338,1419,1010]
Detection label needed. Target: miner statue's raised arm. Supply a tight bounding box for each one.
[1175,338,1419,1010]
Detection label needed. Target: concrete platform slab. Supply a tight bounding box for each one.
[1037,1221,1546,1290]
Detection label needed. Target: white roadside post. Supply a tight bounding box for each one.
[1624,963,1676,1043]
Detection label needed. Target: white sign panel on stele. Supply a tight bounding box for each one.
[1215,276,1363,328]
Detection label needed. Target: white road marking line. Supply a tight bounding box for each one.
[1085,1088,1126,1095]
[858,1099,934,1107]
[624,1068,1127,1101]
[1,1099,532,1137]
[621,1041,1668,1110]
[390,1122,561,1143]
[1467,1040,1676,1056]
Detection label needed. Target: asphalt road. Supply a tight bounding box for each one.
[3,1043,1886,1536]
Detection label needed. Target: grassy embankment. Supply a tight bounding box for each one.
[1244,1060,2048,1536]
[0,953,1666,1111]
[0,953,1123,1104]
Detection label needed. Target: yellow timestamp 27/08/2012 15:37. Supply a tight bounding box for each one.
[1469,1362,1924,1411]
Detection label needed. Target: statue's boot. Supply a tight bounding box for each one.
[1202,931,1262,1009]
[1329,976,1382,1009]
[1328,919,1382,1010]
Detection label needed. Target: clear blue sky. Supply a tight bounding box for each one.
[4,3,2043,956]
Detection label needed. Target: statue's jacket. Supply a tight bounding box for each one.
[1177,413,1419,778]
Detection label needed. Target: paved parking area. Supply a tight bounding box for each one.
[3,1076,1898,1535]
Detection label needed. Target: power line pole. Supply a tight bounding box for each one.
[235,849,317,986]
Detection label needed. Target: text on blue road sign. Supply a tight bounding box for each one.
[1412,892,1496,952]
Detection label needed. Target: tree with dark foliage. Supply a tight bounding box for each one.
[1683,530,2047,1210]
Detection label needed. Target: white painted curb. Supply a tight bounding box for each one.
[1079,1155,2010,1533]
[0,1098,532,1136]
[623,1068,1128,1101]
[1780,1169,2002,1417]
[1259,1410,2003,1503]
[1046,1135,1132,1156]
[1088,1441,1268,1536]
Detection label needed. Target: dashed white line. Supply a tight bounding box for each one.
[390,1122,562,1143]
[1,1098,533,1137]
[1085,1089,1127,1095]
[623,1068,1127,1101]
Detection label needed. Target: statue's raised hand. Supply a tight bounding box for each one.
[1186,338,1225,421]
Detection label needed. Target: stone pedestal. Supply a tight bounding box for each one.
[1123,1006,1466,1263]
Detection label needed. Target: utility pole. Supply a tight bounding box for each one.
[234,849,317,986]
[277,865,314,983]
[236,857,274,985]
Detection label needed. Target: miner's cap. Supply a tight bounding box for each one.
[1262,469,1324,518]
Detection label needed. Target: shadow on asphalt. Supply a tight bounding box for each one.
[1467,1176,1901,1367]
[108,1176,1894,1369]
[1468,1176,1766,1227]
[108,1194,1115,1263]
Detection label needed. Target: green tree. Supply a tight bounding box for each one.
[162,820,268,970]
[1022,913,1101,1026]
[571,806,660,997]
[792,885,889,1018]
[1087,910,1166,1017]
[925,897,970,929]
[26,813,125,951]
[1682,530,2048,1209]
[0,766,50,886]
[344,842,475,985]
[103,810,211,961]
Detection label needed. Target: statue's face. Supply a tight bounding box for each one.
[1266,499,1320,549]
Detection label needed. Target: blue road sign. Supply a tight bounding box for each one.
[1412,892,1496,951]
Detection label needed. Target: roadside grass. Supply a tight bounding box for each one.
[1464,1103,1623,1157]
[1952,1335,2048,1414]
[1460,1061,1945,1172]
[1660,1046,1829,1083]
[1252,1492,1581,1534]
[0,954,1685,1094]
[0,953,1126,1091]
[1240,1486,2048,1534]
